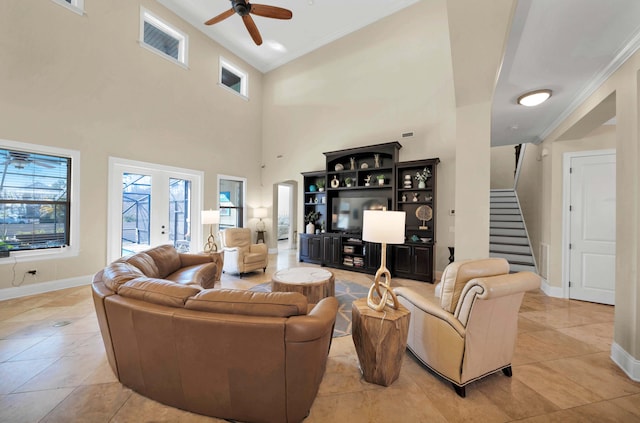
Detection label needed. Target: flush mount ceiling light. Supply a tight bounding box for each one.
[517,89,552,107]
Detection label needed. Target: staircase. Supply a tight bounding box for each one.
[490,189,537,273]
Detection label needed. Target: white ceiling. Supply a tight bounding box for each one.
[158,0,640,147]
[157,0,420,73]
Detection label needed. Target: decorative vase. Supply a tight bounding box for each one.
[418,181,426,189]
[350,157,356,170]
[402,193,407,202]
[306,222,315,234]
[309,185,317,192]
[374,154,381,168]
[331,175,340,188]
[412,193,419,202]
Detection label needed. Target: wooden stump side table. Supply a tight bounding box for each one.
[351,297,410,386]
[271,267,335,303]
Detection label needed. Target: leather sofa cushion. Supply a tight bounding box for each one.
[102,262,145,292]
[145,244,182,278]
[186,289,308,317]
[166,263,218,289]
[118,278,202,308]
[125,252,160,278]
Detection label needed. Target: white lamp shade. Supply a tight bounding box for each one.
[201,210,220,225]
[254,207,268,219]
[362,210,406,244]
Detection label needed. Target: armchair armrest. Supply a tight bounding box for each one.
[286,297,339,342]
[394,287,466,337]
[250,243,268,254]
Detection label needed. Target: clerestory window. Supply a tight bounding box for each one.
[140,8,188,67]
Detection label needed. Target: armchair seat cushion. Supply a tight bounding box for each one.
[244,252,266,265]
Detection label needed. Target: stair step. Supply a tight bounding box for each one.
[491,228,527,237]
[490,236,530,245]
[490,203,520,209]
[490,243,531,254]
[490,190,516,198]
[490,208,521,215]
[490,221,525,229]
[490,252,535,265]
[490,214,523,222]
[509,263,537,273]
[490,197,518,203]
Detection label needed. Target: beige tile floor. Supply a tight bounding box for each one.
[1,247,639,422]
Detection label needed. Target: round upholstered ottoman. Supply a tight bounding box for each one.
[271,267,335,303]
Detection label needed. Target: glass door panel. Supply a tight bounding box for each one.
[169,178,191,252]
[121,173,151,256]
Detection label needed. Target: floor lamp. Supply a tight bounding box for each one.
[362,210,406,311]
[202,210,220,253]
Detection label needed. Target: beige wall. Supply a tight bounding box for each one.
[0,0,264,290]
[491,145,517,189]
[260,0,458,271]
[541,49,639,368]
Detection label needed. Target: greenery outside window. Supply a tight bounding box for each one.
[0,140,79,260]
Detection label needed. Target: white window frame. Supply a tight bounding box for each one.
[139,7,189,68]
[219,57,249,99]
[0,139,80,264]
[50,0,84,16]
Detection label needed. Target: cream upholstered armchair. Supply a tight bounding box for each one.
[219,228,268,277]
[394,258,540,397]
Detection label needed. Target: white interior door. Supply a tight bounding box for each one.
[568,151,616,304]
[108,158,203,262]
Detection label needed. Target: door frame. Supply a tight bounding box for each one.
[274,180,297,251]
[561,148,616,299]
[107,157,204,263]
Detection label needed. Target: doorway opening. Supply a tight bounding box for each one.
[274,181,297,251]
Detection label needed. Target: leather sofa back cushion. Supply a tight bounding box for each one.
[118,278,202,308]
[145,244,182,278]
[125,252,160,278]
[102,262,145,292]
[440,258,510,313]
[186,289,308,317]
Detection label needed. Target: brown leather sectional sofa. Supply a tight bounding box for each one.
[92,245,338,423]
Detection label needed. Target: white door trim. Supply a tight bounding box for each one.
[107,157,204,263]
[561,148,615,299]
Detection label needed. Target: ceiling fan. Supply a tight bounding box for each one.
[205,0,293,46]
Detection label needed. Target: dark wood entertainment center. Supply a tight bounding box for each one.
[300,142,440,282]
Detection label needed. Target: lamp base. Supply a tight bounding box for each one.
[367,266,399,312]
[203,230,217,253]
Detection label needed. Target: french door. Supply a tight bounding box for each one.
[108,158,203,262]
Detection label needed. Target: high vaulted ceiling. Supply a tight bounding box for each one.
[159,0,640,147]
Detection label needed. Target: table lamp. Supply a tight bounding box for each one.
[255,207,268,231]
[362,210,406,311]
[202,209,220,252]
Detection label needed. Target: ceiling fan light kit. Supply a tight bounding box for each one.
[205,0,293,46]
[517,89,552,107]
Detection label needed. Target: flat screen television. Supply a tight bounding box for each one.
[331,196,388,232]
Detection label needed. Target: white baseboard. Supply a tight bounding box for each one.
[611,342,640,382]
[539,277,564,298]
[0,276,91,301]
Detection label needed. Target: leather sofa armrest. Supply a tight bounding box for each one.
[286,297,339,342]
[179,252,213,267]
[394,287,466,337]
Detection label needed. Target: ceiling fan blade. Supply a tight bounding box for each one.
[242,15,263,45]
[250,4,292,20]
[205,8,235,25]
